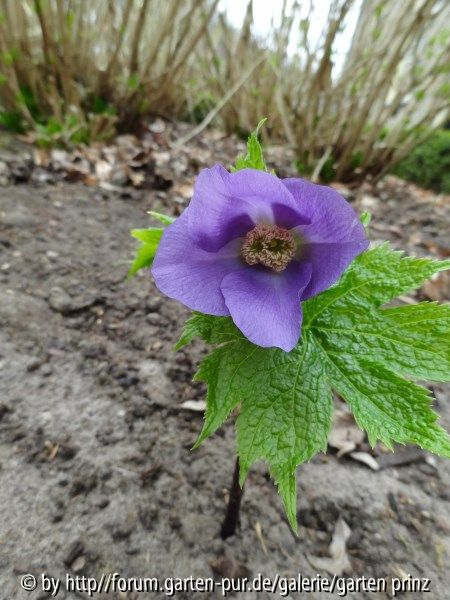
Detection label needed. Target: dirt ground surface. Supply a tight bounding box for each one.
[0,127,449,600]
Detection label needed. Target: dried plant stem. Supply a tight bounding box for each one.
[311,146,333,183]
[0,0,448,174]
[173,53,266,149]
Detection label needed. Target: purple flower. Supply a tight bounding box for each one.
[152,165,369,351]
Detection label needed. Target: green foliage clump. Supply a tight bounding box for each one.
[393,130,450,193]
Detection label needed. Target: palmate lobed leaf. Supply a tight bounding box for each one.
[236,333,332,531]
[315,348,450,456]
[314,304,450,381]
[383,301,450,338]
[179,244,450,532]
[303,243,450,322]
[189,327,332,532]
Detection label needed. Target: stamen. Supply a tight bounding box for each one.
[241,224,296,271]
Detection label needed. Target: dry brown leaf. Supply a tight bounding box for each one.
[64,160,91,182]
[349,451,379,471]
[126,168,145,188]
[33,148,50,167]
[180,400,206,412]
[128,150,151,168]
[423,241,450,258]
[172,182,194,200]
[397,294,417,305]
[95,159,113,182]
[307,517,352,575]
[359,194,379,210]
[408,232,423,246]
[44,441,59,461]
[82,174,98,186]
[422,271,450,301]
[328,408,365,457]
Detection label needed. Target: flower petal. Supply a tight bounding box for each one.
[152,209,239,315]
[188,165,306,252]
[220,262,312,351]
[283,178,369,299]
[283,178,367,243]
[300,240,368,300]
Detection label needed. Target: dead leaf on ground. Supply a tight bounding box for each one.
[95,159,113,181]
[172,181,194,199]
[422,241,450,258]
[397,294,417,305]
[180,400,206,412]
[422,271,450,301]
[328,408,365,457]
[349,451,379,471]
[307,516,352,575]
[359,194,379,210]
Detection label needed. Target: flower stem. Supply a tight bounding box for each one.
[220,457,244,539]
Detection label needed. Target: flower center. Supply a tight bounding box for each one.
[241,224,296,272]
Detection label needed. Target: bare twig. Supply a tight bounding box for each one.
[172,53,267,149]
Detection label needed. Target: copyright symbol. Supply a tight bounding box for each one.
[21,574,37,591]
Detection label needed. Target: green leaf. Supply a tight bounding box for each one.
[131,228,162,243]
[128,227,163,277]
[147,211,176,225]
[304,243,450,325]
[360,211,371,228]
[236,333,332,532]
[314,304,450,381]
[231,118,268,172]
[193,338,258,449]
[314,346,450,456]
[383,301,450,338]
[128,211,175,277]
[180,244,450,531]
[192,331,332,533]
[175,312,242,350]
